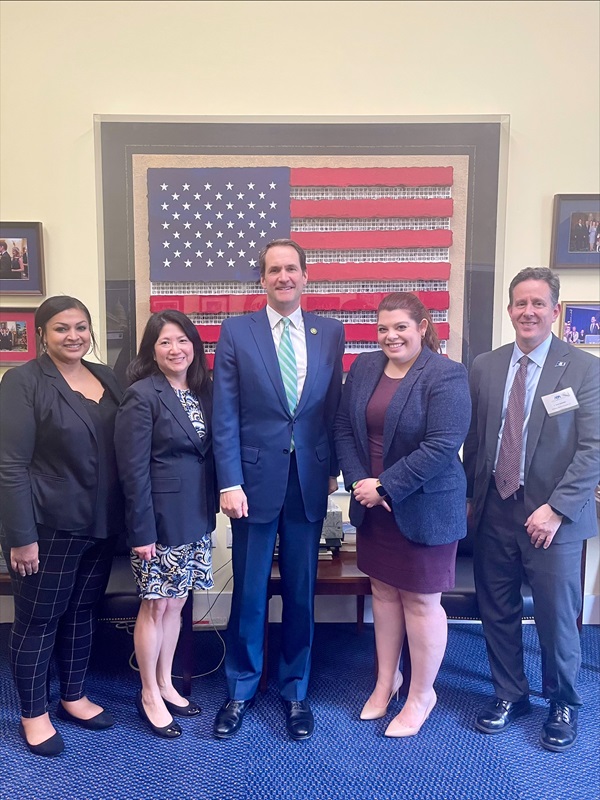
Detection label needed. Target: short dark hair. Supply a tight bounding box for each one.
[127,309,210,398]
[258,239,307,278]
[34,295,99,358]
[377,292,441,354]
[508,267,560,307]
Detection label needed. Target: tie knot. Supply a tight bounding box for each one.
[282,317,291,330]
[518,356,529,368]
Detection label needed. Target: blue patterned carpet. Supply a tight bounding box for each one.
[0,621,598,800]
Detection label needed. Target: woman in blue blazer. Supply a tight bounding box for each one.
[115,309,217,739]
[0,296,125,757]
[334,293,471,738]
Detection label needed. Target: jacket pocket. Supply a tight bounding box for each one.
[315,442,329,462]
[241,446,259,464]
[151,477,181,493]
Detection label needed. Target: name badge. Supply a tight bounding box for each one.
[541,387,579,417]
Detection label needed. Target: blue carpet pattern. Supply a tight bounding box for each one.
[0,622,598,800]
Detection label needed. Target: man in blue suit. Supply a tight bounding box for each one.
[212,239,344,740]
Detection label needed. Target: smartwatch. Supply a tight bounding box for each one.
[375,480,389,499]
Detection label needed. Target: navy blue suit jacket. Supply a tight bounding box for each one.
[334,347,471,546]
[212,308,344,524]
[0,355,124,547]
[115,373,217,548]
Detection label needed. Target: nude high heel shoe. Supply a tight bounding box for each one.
[360,671,404,721]
[384,690,437,738]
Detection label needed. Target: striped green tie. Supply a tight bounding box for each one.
[278,317,298,415]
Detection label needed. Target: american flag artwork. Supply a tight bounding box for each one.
[148,165,454,370]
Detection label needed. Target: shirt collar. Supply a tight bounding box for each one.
[266,304,303,330]
[511,333,552,370]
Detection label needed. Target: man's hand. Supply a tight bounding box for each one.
[353,478,391,512]
[525,503,563,549]
[11,543,39,577]
[132,544,156,562]
[328,477,338,495]
[221,488,249,519]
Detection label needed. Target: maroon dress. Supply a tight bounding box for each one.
[356,373,458,593]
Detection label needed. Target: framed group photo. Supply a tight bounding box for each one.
[549,194,600,269]
[558,301,600,348]
[0,309,37,365]
[0,221,46,295]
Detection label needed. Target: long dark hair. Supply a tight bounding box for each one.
[377,292,441,354]
[127,309,210,398]
[34,295,99,358]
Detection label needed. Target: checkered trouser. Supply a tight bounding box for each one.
[1,526,115,718]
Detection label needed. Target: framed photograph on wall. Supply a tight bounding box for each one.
[0,221,46,295]
[0,309,37,365]
[558,301,600,348]
[549,194,600,269]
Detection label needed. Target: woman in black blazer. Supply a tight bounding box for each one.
[0,296,125,757]
[115,309,217,739]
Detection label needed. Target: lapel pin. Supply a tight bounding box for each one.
[555,361,566,367]
[310,327,318,335]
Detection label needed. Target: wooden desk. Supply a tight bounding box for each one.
[260,550,371,692]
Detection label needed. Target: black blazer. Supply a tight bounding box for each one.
[0,355,124,548]
[114,373,218,548]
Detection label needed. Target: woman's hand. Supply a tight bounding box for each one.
[353,478,391,512]
[132,544,156,562]
[11,543,40,577]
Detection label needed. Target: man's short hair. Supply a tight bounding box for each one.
[508,267,560,307]
[0,240,7,251]
[258,239,307,278]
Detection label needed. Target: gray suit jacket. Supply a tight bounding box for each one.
[463,334,600,542]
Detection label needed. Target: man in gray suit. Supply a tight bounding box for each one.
[464,267,600,752]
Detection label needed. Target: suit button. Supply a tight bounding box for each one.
[198,456,204,463]
[283,449,289,455]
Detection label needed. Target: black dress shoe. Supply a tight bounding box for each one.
[162,698,201,718]
[19,723,64,757]
[213,697,255,739]
[135,691,182,739]
[475,698,531,734]
[283,699,314,741]
[56,701,115,730]
[540,702,578,752]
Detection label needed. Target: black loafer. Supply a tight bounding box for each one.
[162,698,201,718]
[213,697,254,739]
[56,701,115,730]
[540,702,578,752]
[283,699,314,741]
[475,698,531,734]
[19,723,64,757]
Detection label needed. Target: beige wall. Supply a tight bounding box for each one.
[1,0,599,617]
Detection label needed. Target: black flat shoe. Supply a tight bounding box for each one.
[19,722,64,757]
[56,702,115,730]
[283,699,314,741]
[540,702,578,752]
[213,697,254,739]
[135,691,182,739]
[475,698,531,734]
[162,698,201,718]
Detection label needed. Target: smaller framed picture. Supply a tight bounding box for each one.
[558,301,600,348]
[549,194,600,270]
[0,221,46,295]
[0,309,37,365]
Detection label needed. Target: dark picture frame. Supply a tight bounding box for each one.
[549,194,600,269]
[0,308,37,365]
[0,221,46,295]
[95,115,509,374]
[558,301,600,348]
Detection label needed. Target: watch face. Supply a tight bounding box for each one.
[376,484,387,498]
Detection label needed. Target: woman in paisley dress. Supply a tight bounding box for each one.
[115,310,217,739]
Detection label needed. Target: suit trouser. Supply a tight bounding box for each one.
[225,454,323,701]
[474,483,583,707]
[2,526,115,717]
